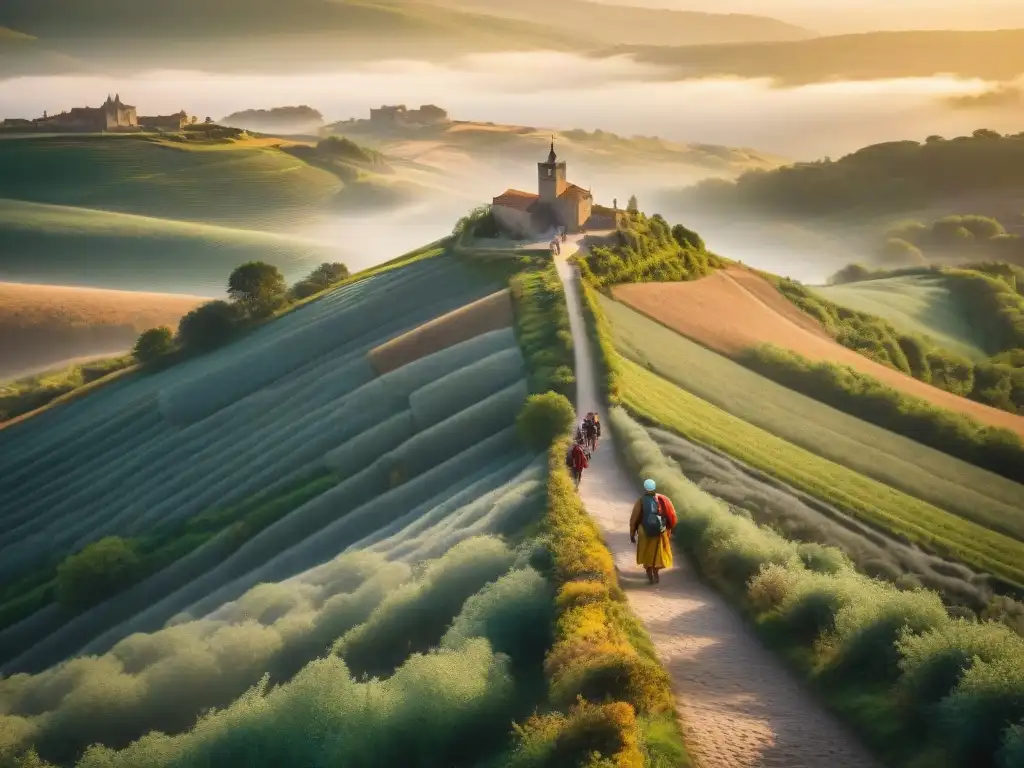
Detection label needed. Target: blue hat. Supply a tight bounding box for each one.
[643,478,656,492]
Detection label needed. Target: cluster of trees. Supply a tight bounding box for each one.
[579,212,718,288]
[741,345,1024,484]
[875,214,1024,267]
[133,260,350,366]
[684,130,1024,217]
[315,135,385,167]
[775,274,1024,414]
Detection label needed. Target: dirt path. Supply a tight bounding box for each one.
[555,244,879,768]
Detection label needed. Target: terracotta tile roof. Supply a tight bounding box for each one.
[492,188,540,212]
[559,183,592,199]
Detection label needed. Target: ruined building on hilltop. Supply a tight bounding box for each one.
[33,94,139,132]
[491,140,624,237]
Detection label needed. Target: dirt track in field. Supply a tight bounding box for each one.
[613,266,1024,438]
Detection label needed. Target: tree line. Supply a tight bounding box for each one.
[776,272,1024,415]
[682,130,1024,217]
[132,260,350,367]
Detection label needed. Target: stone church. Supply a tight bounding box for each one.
[491,141,621,238]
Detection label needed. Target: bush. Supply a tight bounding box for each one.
[131,327,174,365]
[55,537,141,610]
[517,392,576,451]
[578,214,719,289]
[177,300,240,352]
[506,699,643,768]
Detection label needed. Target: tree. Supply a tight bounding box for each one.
[228,261,287,317]
[178,300,239,352]
[56,537,141,609]
[132,326,174,365]
[671,223,705,251]
[516,392,575,450]
[626,194,639,213]
[204,116,213,124]
[877,238,926,266]
[828,263,873,285]
[308,261,350,287]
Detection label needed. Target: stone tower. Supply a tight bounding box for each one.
[538,138,567,202]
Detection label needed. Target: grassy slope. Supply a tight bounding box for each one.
[600,295,1024,533]
[0,282,207,380]
[0,136,362,292]
[614,353,1024,589]
[814,274,989,361]
[607,29,1024,84]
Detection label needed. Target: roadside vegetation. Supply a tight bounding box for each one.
[578,274,1024,766]
[612,406,1024,768]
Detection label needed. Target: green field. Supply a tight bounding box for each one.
[601,296,1024,535]
[615,353,1024,588]
[0,135,342,229]
[815,274,989,361]
[0,135,417,292]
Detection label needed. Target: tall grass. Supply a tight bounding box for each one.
[610,406,1024,767]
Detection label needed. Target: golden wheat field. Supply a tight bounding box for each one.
[0,282,209,378]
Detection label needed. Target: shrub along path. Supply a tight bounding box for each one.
[555,242,878,768]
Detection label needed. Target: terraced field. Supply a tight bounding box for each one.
[610,345,1024,589]
[815,274,988,361]
[0,255,541,685]
[600,295,1024,536]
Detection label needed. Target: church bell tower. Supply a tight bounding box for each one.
[538,138,567,201]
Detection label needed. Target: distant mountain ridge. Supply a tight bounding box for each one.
[429,0,814,46]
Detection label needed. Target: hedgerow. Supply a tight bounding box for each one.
[610,406,1024,768]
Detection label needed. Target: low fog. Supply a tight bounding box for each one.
[3,54,1019,158]
[3,51,1022,285]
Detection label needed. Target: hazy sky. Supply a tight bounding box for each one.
[605,0,1024,32]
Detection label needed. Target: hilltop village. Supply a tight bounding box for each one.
[1,94,193,133]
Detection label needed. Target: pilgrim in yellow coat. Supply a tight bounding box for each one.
[629,492,677,569]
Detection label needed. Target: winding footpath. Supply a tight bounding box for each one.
[554,240,879,768]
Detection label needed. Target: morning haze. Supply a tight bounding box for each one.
[1,3,1023,768]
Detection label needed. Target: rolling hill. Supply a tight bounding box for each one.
[815,274,990,362]
[604,29,1024,85]
[0,282,207,380]
[431,0,813,46]
[0,0,594,76]
[0,134,425,293]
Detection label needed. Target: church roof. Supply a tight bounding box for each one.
[558,183,591,199]
[492,188,539,212]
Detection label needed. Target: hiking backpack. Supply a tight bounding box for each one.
[640,494,666,537]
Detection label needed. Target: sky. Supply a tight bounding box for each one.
[600,0,1024,32]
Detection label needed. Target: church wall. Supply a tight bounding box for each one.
[492,205,534,239]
